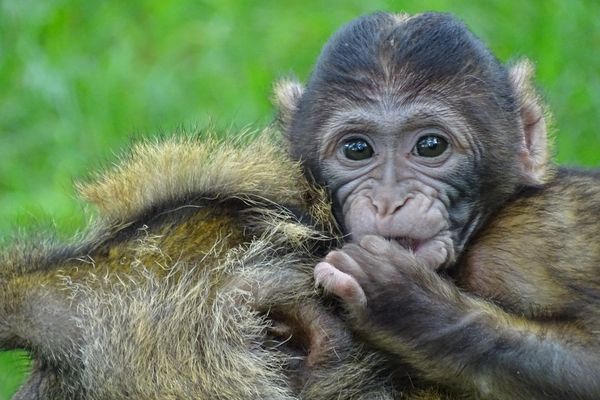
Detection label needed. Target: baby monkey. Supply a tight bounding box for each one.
[275,12,600,400]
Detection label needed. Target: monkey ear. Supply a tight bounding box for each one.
[272,77,305,132]
[509,59,552,185]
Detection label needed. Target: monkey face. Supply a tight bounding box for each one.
[317,101,480,270]
[276,13,546,270]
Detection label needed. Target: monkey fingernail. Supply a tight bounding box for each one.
[314,262,365,305]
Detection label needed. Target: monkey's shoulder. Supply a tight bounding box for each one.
[460,167,598,259]
[501,166,600,228]
[458,166,600,315]
[3,133,337,279]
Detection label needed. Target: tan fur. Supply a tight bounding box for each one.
[272,79,304,133]
[78,130,312,222]
[460,172,600,317]
[390,13,410,23]
[1,131,450,399]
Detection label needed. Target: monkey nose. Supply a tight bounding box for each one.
[371,196,406,217]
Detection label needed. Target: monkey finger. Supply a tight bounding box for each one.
[359,235,393,255]
[324,249,368,280]
[413,240,448,270]
[314,262,367,309]
[360,235,414,262]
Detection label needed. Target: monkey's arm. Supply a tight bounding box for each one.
[316,235,600,400]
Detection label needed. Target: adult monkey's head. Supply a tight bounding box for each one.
[275,12,549,270]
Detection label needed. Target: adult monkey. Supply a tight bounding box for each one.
[275,12,600,400]
[0,134,453,399]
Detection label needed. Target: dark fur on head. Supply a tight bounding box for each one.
[281,12,536,226]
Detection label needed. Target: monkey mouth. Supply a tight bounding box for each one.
[390,237,423,252]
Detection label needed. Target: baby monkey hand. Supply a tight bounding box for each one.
[315,235,432,319]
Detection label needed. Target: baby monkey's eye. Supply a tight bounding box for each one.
[342,138,374,161]
[414,135,448,158]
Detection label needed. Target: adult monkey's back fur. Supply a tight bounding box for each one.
[0,132,449,399]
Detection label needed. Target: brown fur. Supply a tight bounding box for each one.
[274,13,600,400]
[459,170,600,318]
[1,131,454,399]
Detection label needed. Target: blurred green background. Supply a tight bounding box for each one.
[1,0,599,397]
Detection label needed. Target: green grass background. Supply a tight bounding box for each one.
[1,0,599,396]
